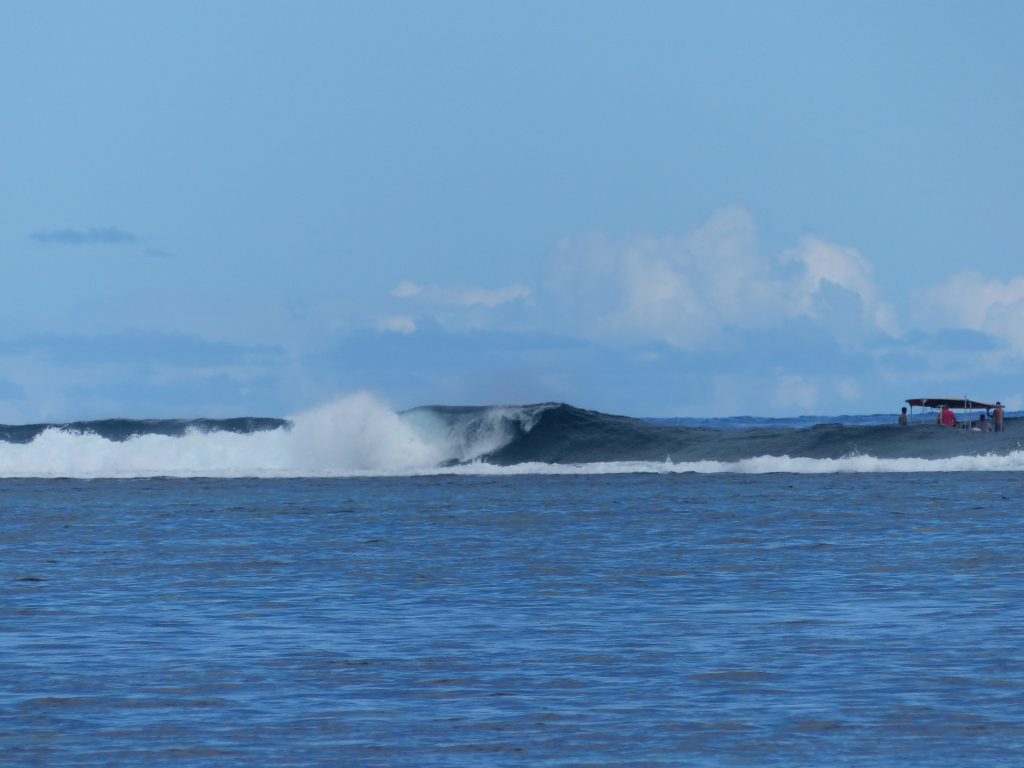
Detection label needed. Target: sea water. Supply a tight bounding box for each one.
[3,472,1023,766]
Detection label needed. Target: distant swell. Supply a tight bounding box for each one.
[0,395,1020,478]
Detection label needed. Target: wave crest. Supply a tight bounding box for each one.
[0,393,540,478]
[1,396,1021,478]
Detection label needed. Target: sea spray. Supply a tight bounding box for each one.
[0,393,536,478]
[287,393,446,471]
[2,395,1022,478]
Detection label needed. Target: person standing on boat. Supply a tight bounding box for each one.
[939,405,958,428]
[994,402,1004,432]
[978,413,993,432]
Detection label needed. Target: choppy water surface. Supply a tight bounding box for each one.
[3,473,1023,766]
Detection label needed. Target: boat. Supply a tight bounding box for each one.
[905,397,1002,430]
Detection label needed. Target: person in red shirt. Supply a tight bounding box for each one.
[939,405,958,428]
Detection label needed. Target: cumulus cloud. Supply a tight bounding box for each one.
[922,270,1024,353]
[31,227,138,245]
[547,207,781,348]
[368,211,1024,413]
[546,206,894,350]
[781,236,899,336]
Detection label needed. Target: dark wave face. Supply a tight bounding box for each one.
[0,397,1020,478]
[0,417,287,445]
[410,403,1021,464]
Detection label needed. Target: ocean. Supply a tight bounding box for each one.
[2,395,1023,765]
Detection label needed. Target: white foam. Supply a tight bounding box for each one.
[404,452,1024,477]
[2,393,1024,478]
[0,393,536,479]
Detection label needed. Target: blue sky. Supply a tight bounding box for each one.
[2,1,1023,420]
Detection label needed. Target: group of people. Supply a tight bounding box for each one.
[898,402,1005,432]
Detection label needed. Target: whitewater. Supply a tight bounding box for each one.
[1,392,1022,478]
[7,399,1024,767]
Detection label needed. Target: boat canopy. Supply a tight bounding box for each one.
[905,397,999,411]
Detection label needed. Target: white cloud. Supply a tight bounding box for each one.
[922,270,1024,353]
[983,300,1024,353]
[781,236,899,335]
[391,281,531,308]
[546,206,892,349]
[391,281,422,298]
[378,315,417,334]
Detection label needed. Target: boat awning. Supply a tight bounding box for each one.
[906,397,999,410]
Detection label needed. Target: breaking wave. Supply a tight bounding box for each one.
[1,393,1022,478]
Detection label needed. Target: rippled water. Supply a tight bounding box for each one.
[3,474,1023,766]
